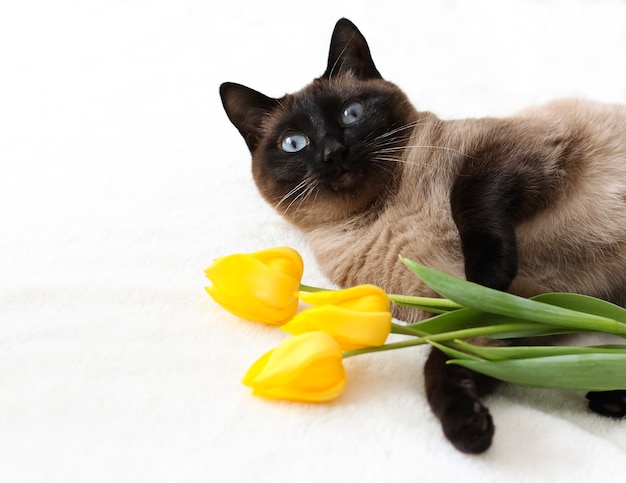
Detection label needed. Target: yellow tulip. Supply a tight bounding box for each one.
[205,246,304,325]
[242,331,346,402]
[282,285,392,350]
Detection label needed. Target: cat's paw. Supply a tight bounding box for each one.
[586,390,626,418]
[441,396,495,454]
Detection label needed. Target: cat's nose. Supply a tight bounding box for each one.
[323,139,347,164]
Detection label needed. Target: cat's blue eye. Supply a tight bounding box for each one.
[281,132,309,153]
[341,101,364,125]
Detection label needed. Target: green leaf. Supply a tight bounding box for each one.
[447,354,626,391]
[409,307,574,339]
[429,341,482,361]
[532,292,626,324]
[400,258,626,337]
[451,339,626,361]
[409,307,489,333]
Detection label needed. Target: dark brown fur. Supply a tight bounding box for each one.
[220,18,626,453]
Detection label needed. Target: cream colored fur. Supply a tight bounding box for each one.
[305,99,626,321]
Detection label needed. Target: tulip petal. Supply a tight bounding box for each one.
[205,248,304,324]
[242,332,346,402]
[271,356,346,401]
[282,306,391,350]
[250,356,346,402]
[292,285,392,349]
[252,246,304,281]
[249,332,340,385]
[206,254,299,308]
[242,350,272,385]
[298,285,390,312]
[205,286,298,325]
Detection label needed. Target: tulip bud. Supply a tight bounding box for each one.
[283,285,392,350]
[205,246,303,325]
[242,332,346,402]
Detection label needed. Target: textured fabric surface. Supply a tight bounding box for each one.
[2,1,625,481]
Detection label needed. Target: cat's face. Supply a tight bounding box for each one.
[220,19,417,229]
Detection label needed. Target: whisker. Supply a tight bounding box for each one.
[279,176,320,216]
[370,119,443,142]
[377,144,472,158]
[370,121,428,141]
[288,179,320,214]
[373,156,408,163]
[275,179,308,210]
[362,134,412,153]
[371,161,396,176]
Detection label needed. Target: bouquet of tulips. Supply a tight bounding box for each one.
[205,246,626,403]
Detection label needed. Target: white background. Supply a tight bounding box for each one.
[1,1,625,481]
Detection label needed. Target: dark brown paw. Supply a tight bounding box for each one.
[586,390,626,418]
[442,397,495,454]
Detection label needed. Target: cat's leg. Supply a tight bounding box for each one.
[439,158,558,452]
[424,346,499,453]
[433,170,521,452]
[586,390,626,418]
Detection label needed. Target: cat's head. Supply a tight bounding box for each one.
[220,18,417,229]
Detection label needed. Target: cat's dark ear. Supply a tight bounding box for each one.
[322,18,381,80]
[219,82,280,152]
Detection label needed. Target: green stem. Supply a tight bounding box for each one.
[390,322,428,337]
[343,338,429,358]
[344,322,547,359]
[388,294,462,312]
[424,322,543,343]
[298,284,330,293]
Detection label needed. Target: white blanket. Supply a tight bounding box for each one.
[2,1,625,481]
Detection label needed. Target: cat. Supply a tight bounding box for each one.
[219,18,626,453]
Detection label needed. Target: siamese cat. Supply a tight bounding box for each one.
[219,18,626,453]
